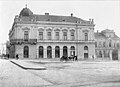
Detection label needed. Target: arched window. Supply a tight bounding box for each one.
[99,51,102,58]
[63,46,68,57]
[84,46,88,50]
[39,46,43,58]
[70,46,75,56]
[47,46,52,58]
[24,46,29,58]
[55,46,60,58]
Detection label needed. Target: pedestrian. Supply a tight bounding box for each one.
[7,54,9,59]
[16,54,19,60]
[75,55,78,61]
[92,55,94,60]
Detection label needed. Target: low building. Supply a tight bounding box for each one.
[95,29,120,60]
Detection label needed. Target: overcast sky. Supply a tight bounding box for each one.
[0,0,120,44]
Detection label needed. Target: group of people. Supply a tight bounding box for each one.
[60,55,78,62]
[7,54,19,60]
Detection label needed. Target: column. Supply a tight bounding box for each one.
[109,50,112,60]
[44,47,47,58]
[68,47,70,57]
[60,47,63,57]
[52,48,55,58]
[102,50,104,60]
[36,45,39,59]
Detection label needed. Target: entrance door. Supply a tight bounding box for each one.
[24,46,29,58]
[47,46,52,58]
[63,46,68,57]
[55,46,60,58]
[39,46,43,58]
[84,53,88,59]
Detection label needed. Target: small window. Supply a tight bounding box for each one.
[63,32,67,40]
[84,46,88,50]
[39,32,43,40]
[71,32,75,40]
[85,33,88,41]
[55,32,59,40]
[47,32,51,40]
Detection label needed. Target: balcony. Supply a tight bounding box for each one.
[10,39,37,45]
[37,39,95,43]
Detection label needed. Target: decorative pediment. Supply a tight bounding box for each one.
[54,29,60,31]
[22,27,30,31]
[82,30,89,32]
[38,28,44,31]
[70,29,75,32]
[62,29,68,32]
[46,28,52,31]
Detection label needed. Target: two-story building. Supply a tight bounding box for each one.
[95,29,120,60]
[9,6,95,59]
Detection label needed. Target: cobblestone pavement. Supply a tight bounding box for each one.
[0,59,120,87]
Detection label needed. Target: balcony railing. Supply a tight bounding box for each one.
[10,39,37,45]
[37,39,95,43]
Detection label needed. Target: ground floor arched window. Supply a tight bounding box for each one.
[47,46,52,58]
[55,46,60,58]
[39,46,43,58]
[63,46,68,57]
[24,46,29,58]
[70,46,75,56]
[99,51,102,58]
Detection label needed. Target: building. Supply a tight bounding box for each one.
[95,29,120,60]
[9,6,95,59]
[8,6,120,60]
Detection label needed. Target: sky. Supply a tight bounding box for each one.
[0,0,120,45]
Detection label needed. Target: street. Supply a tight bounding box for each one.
[0,59,120,87]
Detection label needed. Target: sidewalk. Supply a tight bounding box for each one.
[10,59,46,70]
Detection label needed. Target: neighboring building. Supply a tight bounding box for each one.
[9,6,95,59]
[95,29,120,60]
[8,6,120,60]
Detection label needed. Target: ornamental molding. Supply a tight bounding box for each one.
[22,27,30,31]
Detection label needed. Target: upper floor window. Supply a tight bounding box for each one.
[117,43,119,48]
[109,42,111,47]
[71,32,75,40]
[39,32,43,40]
[63,32,67,40]
[24,31,29,41]
[47,32,51,40]
[99,42,102,46]
[85,33,88,41]
[55,32,59,40]
[95,42,97,47]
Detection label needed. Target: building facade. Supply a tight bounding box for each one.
[8,6,120,60]
[95,29,120,60]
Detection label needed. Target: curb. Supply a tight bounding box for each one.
[10,61,46,70]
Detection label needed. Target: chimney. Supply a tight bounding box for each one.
[91,19,94,24]
[45,13,49,15]
[89,18,91,21]
[71,13,73,17]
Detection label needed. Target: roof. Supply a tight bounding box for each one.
[95,32,120,40]
[19,7,92,24]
